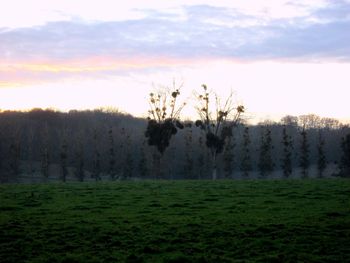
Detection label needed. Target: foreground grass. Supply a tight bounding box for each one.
[1,179,350,263]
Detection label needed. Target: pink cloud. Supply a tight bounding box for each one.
[0,56,207,87]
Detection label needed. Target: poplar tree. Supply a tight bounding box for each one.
[41,124,50,181]
[340,133,350,177]
[299,128,310,178]
[317,131,327,178]
[138,140,149,179]
[240,127,252,177]
[281,126,293,178]
[92,129,101,181]
[41,144,50,180]
[0,134,3,182]
[27,127,35,179]
[118,127,126,178]
[123,134,133,179]
[197,136,206,180]
[60,133,68,182]
[108,126,116,180]
[9,135,21,180]
[184,127,194,179]
[258,127,274,177]
[75,137,85,182]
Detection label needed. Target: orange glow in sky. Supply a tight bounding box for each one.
[1,0,349,123]
[1,58,349,123]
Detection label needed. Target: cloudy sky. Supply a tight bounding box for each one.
[0,0,349,122]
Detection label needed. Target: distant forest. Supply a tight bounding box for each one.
[0,108,349,183]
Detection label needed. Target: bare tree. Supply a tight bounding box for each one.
[194,84,244,180]
[298,114,321,129]
[145,81,186,178]
[320,117,341,130]
[281,115,298,127]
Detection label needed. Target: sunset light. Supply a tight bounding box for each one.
[1,2,350,260]
[0,0,349,123]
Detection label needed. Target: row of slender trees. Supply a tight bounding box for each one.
[0,86,349,182]
[144,84,349,180]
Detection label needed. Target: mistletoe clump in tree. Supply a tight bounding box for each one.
[145,84,186,155]
[194,84,244,180]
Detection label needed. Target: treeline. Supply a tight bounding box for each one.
[0,108,349,183]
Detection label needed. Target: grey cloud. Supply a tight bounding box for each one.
[237,21,350,61]
[314,0,350,21]
[0,3,349,63]
[242,1,350,61]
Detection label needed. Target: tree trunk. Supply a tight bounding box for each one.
[153,151,162,179]
[212,153,217,180]
[212,166,217,180]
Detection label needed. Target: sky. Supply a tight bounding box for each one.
[0,0,349,123]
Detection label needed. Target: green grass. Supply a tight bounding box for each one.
[1,179,350,263]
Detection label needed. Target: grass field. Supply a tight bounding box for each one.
[1,179,350,263]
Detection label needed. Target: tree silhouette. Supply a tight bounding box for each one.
[138,140,149,179]
[317,131,327,178]
[167,145,177,180]
[299,127,310,178]
[26,127,35,179]
[9,134,21,180]
[340,133,350,177]
[240,127,252,177]
[41,124,50,181]
[108,126,116,180]
[184,126,194,179]
[281,126,293,178]
[60,131,68,182]
[74,134,85,182]
[258,127,274,177]
[145,87,185,153]
[196,136,206,180]
[123,134,133,179]
[0,108,348,183]
[223,133,236,179]
[195,84,244,180]
[145,81,186,178]
[117,127,126,179]
[92,129,101,181]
